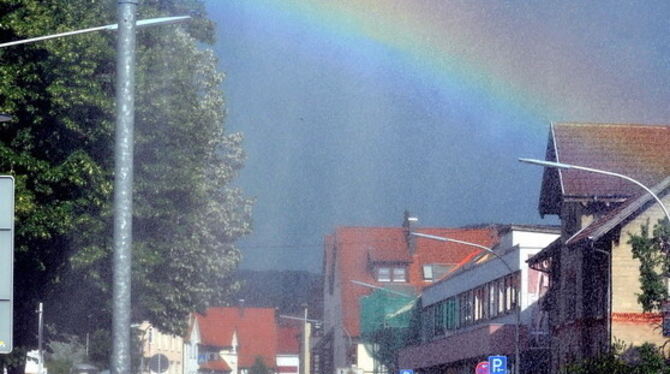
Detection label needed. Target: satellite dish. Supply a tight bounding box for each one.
[148,354,169,374]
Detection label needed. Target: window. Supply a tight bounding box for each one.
[377,267,391,282]
[434,301,445,336]
[446,297,459,330]
[423,265,433,281]
[392,267,406,282]
[489,281,498,318]
[376,266,406,282]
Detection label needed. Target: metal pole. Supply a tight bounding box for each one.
[409,232,521,374]
[37,302,43,374]
[112,1,138,374]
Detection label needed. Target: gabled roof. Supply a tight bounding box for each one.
[195,307,277,369]
[329,225,500,337]
[277,326,300,355]
[539,123,670,215]
[566,176,670,246]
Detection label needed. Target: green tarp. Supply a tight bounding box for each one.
[360,289,415,336]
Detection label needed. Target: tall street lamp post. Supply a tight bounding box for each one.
[409,232,522,374]
[112,3,138,374]
[0,10,190,374]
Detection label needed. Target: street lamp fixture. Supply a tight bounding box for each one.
[409,232,522,374]
[518,158,670,223]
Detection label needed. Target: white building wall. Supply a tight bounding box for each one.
[183,321,201,374]
[421,228,558,327]
[277,354,300,374]
[356,344,376,374]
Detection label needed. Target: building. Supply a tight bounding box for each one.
[136,321,184,374]
[277,326,301,374]
[526,122,670,372]
[314,214,501,374]
[398,225,559,374]
[184,306,279,374]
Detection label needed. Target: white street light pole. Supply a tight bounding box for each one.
[409,232,522,374]
[518,158,670,224]
[0,16,190,49]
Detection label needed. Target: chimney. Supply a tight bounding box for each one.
[238,299,245,317]
[403,210,418,255]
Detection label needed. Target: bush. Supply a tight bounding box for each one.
[565,342,670,374]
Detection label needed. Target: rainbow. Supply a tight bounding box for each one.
[214,1,665,131]
[217,1,578,128]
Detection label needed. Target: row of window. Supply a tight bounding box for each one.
[376,266,406,282]
[422,272,521,339]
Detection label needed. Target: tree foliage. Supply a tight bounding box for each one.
[248,357,271,374]
[0,0,252,370]
[629,218,670,312]
[565,341,670,374]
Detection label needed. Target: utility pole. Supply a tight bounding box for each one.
[112,1,138,374]
[37,303,43,374]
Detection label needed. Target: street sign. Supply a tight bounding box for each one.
[399,369,414,374]
[475,361,489,374]
[0,176,14,354]
[488,356,507,374]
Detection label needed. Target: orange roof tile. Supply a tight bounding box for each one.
[331,225,499,337]
[277,326,300,354]
[195,307,277,369]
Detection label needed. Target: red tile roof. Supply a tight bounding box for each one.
[199,361,232,372]
[195,307,278,369]
[277,326,300,354]
[539,123,670,215]
[330,225,500,337]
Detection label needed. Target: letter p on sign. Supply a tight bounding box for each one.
[488,356,507,374]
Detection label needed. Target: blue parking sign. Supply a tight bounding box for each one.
[399,370,413,374]
[488,356,507,374]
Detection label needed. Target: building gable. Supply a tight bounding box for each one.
[538,122,670,216]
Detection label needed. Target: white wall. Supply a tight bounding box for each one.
[277,354,299,374]
[421,228,558,326]
[183,320,200,374]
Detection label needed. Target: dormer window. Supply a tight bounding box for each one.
[377,266,406,282]
[392,267,406,282]
[423,265,434,282]
[377,267,391,282]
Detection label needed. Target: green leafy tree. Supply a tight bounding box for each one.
[0,1,252,371]
[565,342,670,374]
[45,335,87,374]
[629,218,670,312]
[249,357,271,374]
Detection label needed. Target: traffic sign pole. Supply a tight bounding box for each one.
[0,176,15,354]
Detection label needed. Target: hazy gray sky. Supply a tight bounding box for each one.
[204,1,670,271]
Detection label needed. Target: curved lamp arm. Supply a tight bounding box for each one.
[518,158,670,224]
